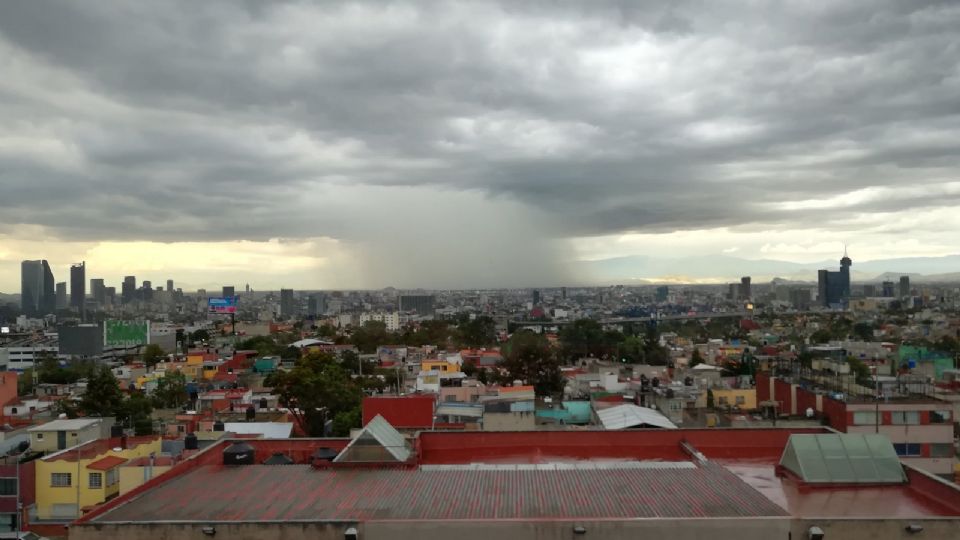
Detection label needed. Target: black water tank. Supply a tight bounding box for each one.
[213,420,225,431]
[311,447,338,462]
[259,397,268,409]
[184,432,199,450]
[223,442,255,465]
[110,424,124,438]
[245,405,256,421]
[263,452,294,465]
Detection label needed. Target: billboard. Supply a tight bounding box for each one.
[104,320,150,348]
[208,296,237,314]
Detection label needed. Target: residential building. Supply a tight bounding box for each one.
[34,436,161,520]
[20,260,56,316]
[359,311,400,332]
[27,419,113,454]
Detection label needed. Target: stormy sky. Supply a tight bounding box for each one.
[1,1,959,291]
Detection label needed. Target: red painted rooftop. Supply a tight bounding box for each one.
[43,436,159,462]
[88,456,128,471]
[74,429,960,526]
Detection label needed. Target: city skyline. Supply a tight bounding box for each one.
[2,2,960,291]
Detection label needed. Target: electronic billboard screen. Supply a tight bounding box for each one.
[208,296,237,314]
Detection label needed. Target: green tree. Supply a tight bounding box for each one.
[152,371,188,409]
[642,324,670,366]
[350,321,389,353]
[332,407,362,437]
[189,329,211,344]
[80,366,125,418]
[617,335,645,363]
[142,344,166,368]
[559,319,607,360]
[461,361,478,377]
[456,316,497,348]
[265,351,363,436]
[809,329,832,344]
[853,323,874,342]
[847,356,872,383]
[499,331,565,397]
[119,392,155,434]
[689,348,705,368]
[18,369,35,395]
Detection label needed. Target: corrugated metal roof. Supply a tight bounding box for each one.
[91,461,787,522]
[596,404,677,430]
[334,414,411,463]
[88,456,128,471]
[27,418,100,432]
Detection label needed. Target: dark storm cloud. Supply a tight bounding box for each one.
[1,0,959,244]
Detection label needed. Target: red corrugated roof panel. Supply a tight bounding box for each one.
[362,395,434,428]
[88,456,128,471]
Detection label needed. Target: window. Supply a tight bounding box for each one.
[892,443,921,457]
[36,433,44,441]
[853,411,877,425]
[105,468,118,487]
[0,478,16,496]
[51,473,72,487]
[88,473,102,488]
[891,411,920,425]
[930,410,952,424]
[718,396,729,406]
[930,444,955,458]
[10,407,16,414]
[735,395,746,405]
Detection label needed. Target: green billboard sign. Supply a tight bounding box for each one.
[104,320,150,348]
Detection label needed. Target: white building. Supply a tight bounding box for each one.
[359,312,400,332]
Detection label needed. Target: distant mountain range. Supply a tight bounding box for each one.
[579,254,960,285]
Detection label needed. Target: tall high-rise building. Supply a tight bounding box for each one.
[70,261,86,312]
[863,284,877,297]
[166,279,174,292]
[104,286,116,306]
[727,283,737,300]
[561,286,567,300]
[739,277,752,300]
[90,278,106,306]
[122,276,136,304]
[882,280,896,297]
[656,286,669,303]
[223,286,235,299]
[532,289,541,306]
[280,288,296,318]
[899,276,910,298]
[818,251,852,307]
[56,281,68,310]
[307,294,327,317]
[21,260,56,316]
[399,295,435,316]
[142,281,153,302]
[245,284,250,294]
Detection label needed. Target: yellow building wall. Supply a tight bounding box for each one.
[29,425,101,454]
[421,361,460,373]
[711,388,757,410]
[119,465,172,496]
[35,438,162,519]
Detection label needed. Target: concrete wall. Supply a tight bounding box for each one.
[68,518,960,540]
[482,411,536,431]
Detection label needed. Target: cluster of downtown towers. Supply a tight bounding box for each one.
[20,259,172,318]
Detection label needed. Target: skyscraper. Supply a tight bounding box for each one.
[818,252,852,307]
[882,280,896,297]
[91,278,106,306]
[223,286,235,299]
[899,276,910,298]
[561,286,567,300]
[20,260,56,316]
[122,276,136,304]
[399,295,435,316]
[166,279,174,292]
[70,262,86,313]
[56,282,68,310]
[280,288,296,318]
[739,277,752,301]
[307,294,327,317]
[142,281,153,302]
[656,286,669,303]
[532,289,541,306]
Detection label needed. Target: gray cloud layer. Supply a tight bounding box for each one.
[1,1,959,269]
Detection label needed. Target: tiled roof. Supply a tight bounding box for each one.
[91,461,787,522]
[88,456,128,471]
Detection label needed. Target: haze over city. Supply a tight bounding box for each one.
[2,0,960,291]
